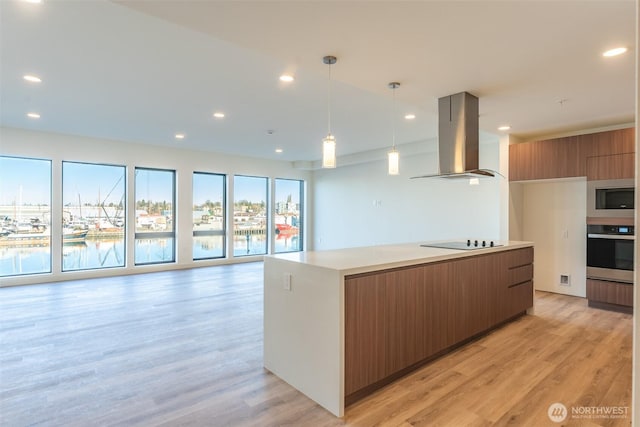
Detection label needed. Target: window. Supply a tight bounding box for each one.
[193,172,225,260]
[0,156,52,277]
[274,178,303,253]
[134,168,175,264]
[233,175,267,256]
[62,162,126,271]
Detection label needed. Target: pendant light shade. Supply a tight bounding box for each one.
[322,134,336,168]
[388,82,401,175]
[387,148,399,175]
[322,55,337,168]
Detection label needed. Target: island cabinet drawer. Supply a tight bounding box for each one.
[505,247,533,268]
[508,264,533,287]
[505,281,534,319]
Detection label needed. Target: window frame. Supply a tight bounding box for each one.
[273,177,304,254]
[233,174,269,257]
[192,171,226,261]
[134,167,176,265]
[0,155,53,277]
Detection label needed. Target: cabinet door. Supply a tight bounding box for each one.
[384,267,421,375]
[586,278,633,307]
[344,275,387,395]
[509,137,580,181]
[418,262,456,358]
[586,153,635,180]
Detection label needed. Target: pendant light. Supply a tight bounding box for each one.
[387,82,400,175]
[322,55,337,168]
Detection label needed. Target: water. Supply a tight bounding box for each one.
[0,246,51,277]
[1,234,301,277]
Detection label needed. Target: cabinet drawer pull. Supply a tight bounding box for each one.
[508,280,531,289]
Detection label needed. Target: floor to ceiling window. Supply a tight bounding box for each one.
[134,167,175,264]
[0,156,52,277]
[193,172,226,260]
[233,175,267,256]
[274,178,303,253]
[62,161,126,271]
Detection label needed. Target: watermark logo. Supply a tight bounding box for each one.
[548,402,568,423]
[547,402,629,422]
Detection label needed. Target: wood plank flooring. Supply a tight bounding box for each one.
[0,263,632,426]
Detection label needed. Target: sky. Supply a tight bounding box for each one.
[64,162,126,206]
[1,156,302,207]
[0,157,51,205]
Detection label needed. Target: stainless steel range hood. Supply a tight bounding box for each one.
[411,91,499,180]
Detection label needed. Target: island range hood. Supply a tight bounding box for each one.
[411,91,499,180]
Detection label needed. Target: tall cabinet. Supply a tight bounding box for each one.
[509,127,635,312]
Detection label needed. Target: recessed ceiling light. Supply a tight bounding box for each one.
[27,112,40,119]
[498,125,511,131]
[22,0,42,3]
[23,75,42,83]
[213,112,225,118]
[175,133,185,140]
[279,74,295,82]
[404,114,416,120]
[603,47,628,57]
[275,148,283,153]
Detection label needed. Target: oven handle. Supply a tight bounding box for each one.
[587,233,635,240]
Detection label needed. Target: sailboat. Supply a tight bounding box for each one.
[0,224,88,246]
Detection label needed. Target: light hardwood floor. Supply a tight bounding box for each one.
[0,263,632,426]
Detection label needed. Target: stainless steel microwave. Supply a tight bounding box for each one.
[587,179,635,218]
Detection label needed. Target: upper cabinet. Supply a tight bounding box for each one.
[509,128,635,182]
[585,153,635,181]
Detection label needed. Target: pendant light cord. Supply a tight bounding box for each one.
[327,63,332,135]
[392,85,396,149]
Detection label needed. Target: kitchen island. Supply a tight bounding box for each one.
[263,241,534,417]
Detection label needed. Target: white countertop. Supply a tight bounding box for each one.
[266,241,534,276]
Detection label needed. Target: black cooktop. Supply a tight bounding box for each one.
[420,240,502,251]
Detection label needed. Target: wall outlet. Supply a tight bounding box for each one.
[283,273,292,291]
[559,274,570,286]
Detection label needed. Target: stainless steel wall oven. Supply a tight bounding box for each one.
[586,224,634,283]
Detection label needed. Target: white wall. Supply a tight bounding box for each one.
[517,179,587,297]
[0,127,311,286]
[312,138,506,250]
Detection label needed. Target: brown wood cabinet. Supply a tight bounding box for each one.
[344,247,533,404]
[509,136,581,181]
[509,127,635,181]
[586,278,633,313]
[586,152,635,180]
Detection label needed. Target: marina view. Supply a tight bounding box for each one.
[0,157,302,277]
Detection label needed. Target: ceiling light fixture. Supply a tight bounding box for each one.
[213,112,225,118]
[27,112,40,119]
[279,74,294,82]
[498,125,511,131]
[404,114,416,120]
[175,133,185,140]
[322,55,337,169]
[22,0,42,4]
[23,74,42,83]
[387,82,401,176]
[275,148,283,153]
[603,47,628,57]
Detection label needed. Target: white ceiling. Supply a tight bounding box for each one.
[0,0,636,164]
